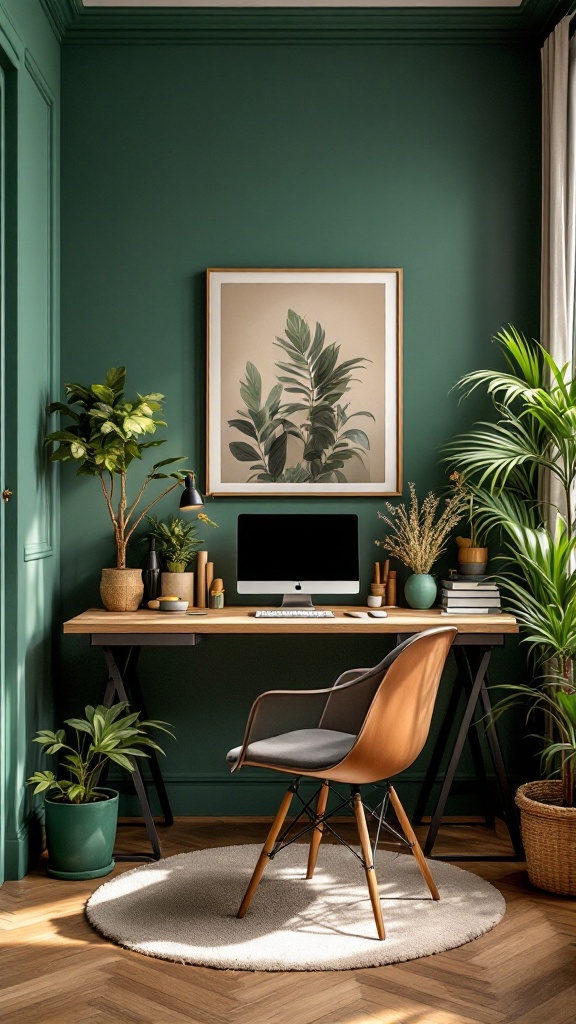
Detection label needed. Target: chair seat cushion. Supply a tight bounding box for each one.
[226,728,356,771]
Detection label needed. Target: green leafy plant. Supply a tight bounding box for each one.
[45,367,193,569]
[228,310,374,483]
[448,470,485,547]
[146,513,218,572]
[27,702,172,804]
[444,326,576,805]
[376,483,465,574]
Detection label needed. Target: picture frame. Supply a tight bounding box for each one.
[206,268,403,497]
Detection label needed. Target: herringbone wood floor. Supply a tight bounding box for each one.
[0,817,575,1024]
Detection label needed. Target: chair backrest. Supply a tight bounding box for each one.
[319,627,456,785]
[319,633,424,735]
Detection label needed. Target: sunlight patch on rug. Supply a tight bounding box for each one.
[86,844,505,971]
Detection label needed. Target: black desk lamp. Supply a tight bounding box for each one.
[179,473,204,511]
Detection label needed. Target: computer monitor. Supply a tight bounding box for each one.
[237,513,360,608]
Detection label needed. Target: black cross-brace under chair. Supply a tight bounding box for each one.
[226,625,457,940]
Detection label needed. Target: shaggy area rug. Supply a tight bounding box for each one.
[86,844,505,971]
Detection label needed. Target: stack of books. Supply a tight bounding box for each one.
[440,577,502,614]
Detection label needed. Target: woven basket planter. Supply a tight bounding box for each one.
[515,781,576,897]
[100,568,144,612]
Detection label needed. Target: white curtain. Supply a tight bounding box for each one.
[540,16,576,523]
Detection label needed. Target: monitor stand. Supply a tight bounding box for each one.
[281,593,314,610]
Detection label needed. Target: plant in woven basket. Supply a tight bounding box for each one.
[376,483,465,574]
[45,367,194,569]
[444,326,576,809]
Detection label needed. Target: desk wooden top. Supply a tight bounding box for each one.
[63,606,519,636]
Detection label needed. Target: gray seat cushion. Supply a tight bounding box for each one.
[226,728,356,771]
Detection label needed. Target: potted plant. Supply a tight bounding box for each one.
[444,326,576,894]
[376,483,465,609]
[28,701,172,880]
[449,471,489,575]
[45,366,194,611]
[146,513,218,605]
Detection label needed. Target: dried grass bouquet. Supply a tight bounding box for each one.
[377,482,465,575]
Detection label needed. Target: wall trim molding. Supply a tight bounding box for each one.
[40,0,566,44]
[22,50,58,564]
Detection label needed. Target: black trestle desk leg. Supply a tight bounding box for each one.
[423,648,492,857]
[413,647,493,831]
[102,646,163,862]
[121,647,174,827]
[453,646,495,829]
[478,673,524,859]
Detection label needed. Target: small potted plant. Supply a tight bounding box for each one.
[449,471,488,575]
[376,483,465,609]
[146,513,218,605]
[45,366,195,611]
[28,702,172,880]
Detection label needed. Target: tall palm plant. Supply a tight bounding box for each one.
[443,327,576,806]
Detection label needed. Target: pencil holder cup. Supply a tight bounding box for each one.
[370,584,386,598]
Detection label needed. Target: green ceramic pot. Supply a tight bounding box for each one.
[404,573,437,610]
[44,787,119,880]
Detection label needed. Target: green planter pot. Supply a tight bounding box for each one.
[44,787,119,880]
[404,573,437,610]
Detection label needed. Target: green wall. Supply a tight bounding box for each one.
[60,38,540,815]
[0,0,60,879]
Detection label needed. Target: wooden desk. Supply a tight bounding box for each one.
[63,606,521,862]
[64,605,519,638]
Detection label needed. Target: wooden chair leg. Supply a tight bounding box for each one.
[388,784,440,901]
[306,781,329,880]
[237,787,295,919]
[353,791,385,940]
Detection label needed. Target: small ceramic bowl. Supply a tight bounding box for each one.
[158,599,189,612]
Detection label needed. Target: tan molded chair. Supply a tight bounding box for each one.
[226,626,457,940]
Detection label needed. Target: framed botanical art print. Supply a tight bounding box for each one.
[206,268,402,497]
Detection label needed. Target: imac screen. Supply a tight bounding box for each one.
[237,513,359,594]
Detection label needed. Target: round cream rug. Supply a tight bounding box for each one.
[86,844,505,971]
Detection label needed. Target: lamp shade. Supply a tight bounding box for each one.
[179,474,204,511]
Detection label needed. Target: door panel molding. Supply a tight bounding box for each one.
[22,50,57,562]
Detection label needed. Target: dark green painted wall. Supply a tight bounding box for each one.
[60,39,540,815]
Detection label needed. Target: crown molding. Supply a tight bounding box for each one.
[40,0,82,41]
[40,0,566,44]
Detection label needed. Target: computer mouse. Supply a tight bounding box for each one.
[344,610,369,618]
[368,610,388,618]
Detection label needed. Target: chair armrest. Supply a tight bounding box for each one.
[332,668,371,688]
[232,687,331,771]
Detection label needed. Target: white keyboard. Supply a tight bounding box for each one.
[254,609,335,618]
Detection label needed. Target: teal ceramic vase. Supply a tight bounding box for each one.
[404,573,437,610]
[44,787,119,880]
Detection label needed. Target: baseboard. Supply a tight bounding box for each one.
[4,810,44,880]
[111,771,515,818]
